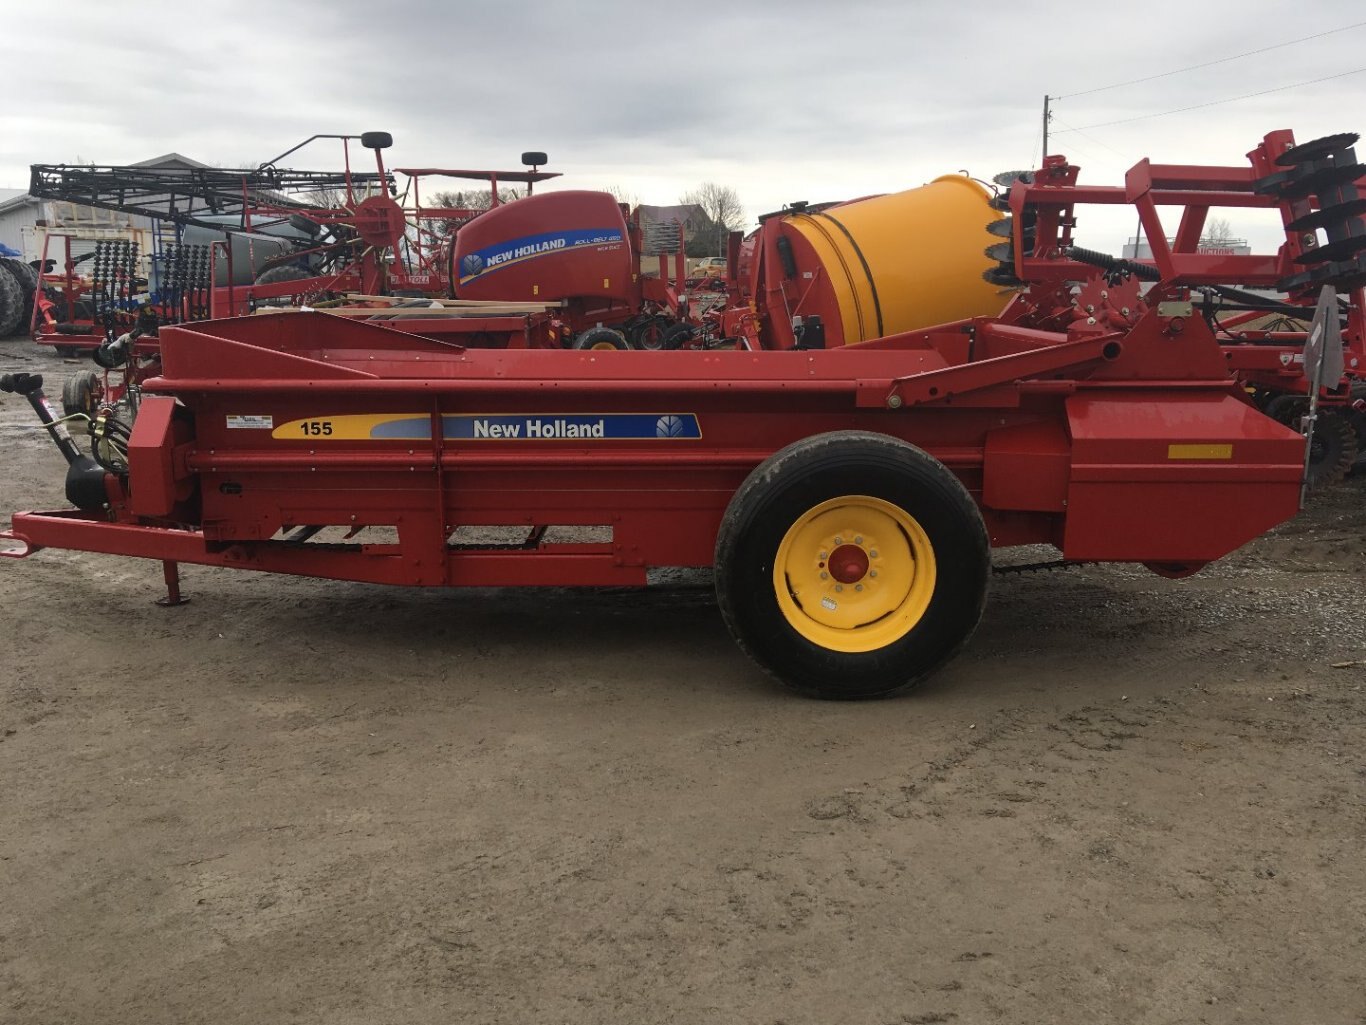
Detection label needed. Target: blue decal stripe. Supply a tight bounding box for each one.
[460,227,625,283]
[444,413,701,440]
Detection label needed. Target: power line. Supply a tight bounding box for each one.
[1049,114,1128,161]
[1055,20,1366,100]
[1053,65,1366,131]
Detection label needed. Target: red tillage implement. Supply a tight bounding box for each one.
[3,130,1359,699]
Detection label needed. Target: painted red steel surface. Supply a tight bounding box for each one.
[454,191,633,304]
[9,307,1305,587]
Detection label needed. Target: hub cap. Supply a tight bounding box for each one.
[773,495,936,653]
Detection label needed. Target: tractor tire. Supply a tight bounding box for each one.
[714,431,990,700]
[255,264,313,286]
[254,265,315,307]
[0,258,37,322]
[572,326,629,351]
[0,263,23,338]
[660,322,696,350]
[1267,396,1357,489]
[61,369,103,424]
[628,315,672,350]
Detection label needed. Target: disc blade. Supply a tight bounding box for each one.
[992,170,1034,188]
[1275,132,1360,167]
[1279,163,1366,198]
[1286,198,1366,233]
[1292,233,1366,265]
[987,218,1014,238]
[985,242,1014,262]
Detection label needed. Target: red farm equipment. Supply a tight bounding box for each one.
[26,133,562,423]
[25,134,716,422]
[3,128,1361,700]
[972,128,1366,487]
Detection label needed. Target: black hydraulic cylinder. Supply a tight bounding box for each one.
[0,372,109,509]
[0,373,84,464]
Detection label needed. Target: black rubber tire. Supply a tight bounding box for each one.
[1307,409,1358,488]
[714,431,990,700]
[572,326,629,351]
[254,264,314,286]
[0,258,37,321]
[0,263,22,338]
[288,213,321,237]
[254,264,316,307]
[1267,396,1357,489]
[629,315,671,350]
[61,369,102,422]
[361,131,394,150]
[660,322,695,350]
[1349,382,1366,471]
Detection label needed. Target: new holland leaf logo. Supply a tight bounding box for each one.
[656,415,686,438]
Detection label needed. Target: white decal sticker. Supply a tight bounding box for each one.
[227,415,274,430]
[821,597,838,611]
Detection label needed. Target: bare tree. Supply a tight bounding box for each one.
[1202,216,1234,245]
[679,182,745,256]
[603,184,640,209]
[420,187,523,237]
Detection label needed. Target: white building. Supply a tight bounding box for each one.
[1121,236,1252,259]
[0,153,207,269]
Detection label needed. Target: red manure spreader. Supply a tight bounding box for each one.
[3,130,1362,699]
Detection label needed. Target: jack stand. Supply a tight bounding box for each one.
[155,560,190,607]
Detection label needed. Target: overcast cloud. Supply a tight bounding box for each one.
[3,0,1365,253]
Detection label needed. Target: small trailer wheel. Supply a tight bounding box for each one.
[61,369,102,422]
[660,322,696,350]
[715,431,989,699]
[573,326,629,351]
[1267,397,1357,488]
[1305,409,1358,488]
[629,315,671,350]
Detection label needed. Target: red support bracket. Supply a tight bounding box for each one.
[0,530,37,559]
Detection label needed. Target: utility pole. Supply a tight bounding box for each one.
[1042,95,1051,164]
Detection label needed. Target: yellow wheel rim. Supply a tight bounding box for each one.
[590,340,619,351]
[773,495,936,653]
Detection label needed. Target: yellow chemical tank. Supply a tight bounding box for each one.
[784,174,1005,344]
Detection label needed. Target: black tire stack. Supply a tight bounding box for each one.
[0,258,37,338]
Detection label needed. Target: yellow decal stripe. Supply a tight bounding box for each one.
[272,414,427,440]
[1167,443,1233,460]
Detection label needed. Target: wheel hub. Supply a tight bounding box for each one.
[772,495,937,653]
[827,543,869,584]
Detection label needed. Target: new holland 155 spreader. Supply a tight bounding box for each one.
[3,130,1362,699]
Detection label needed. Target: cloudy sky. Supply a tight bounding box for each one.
[4,0,1365,254]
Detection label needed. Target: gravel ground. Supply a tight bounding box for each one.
[1,337,1363,1025]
